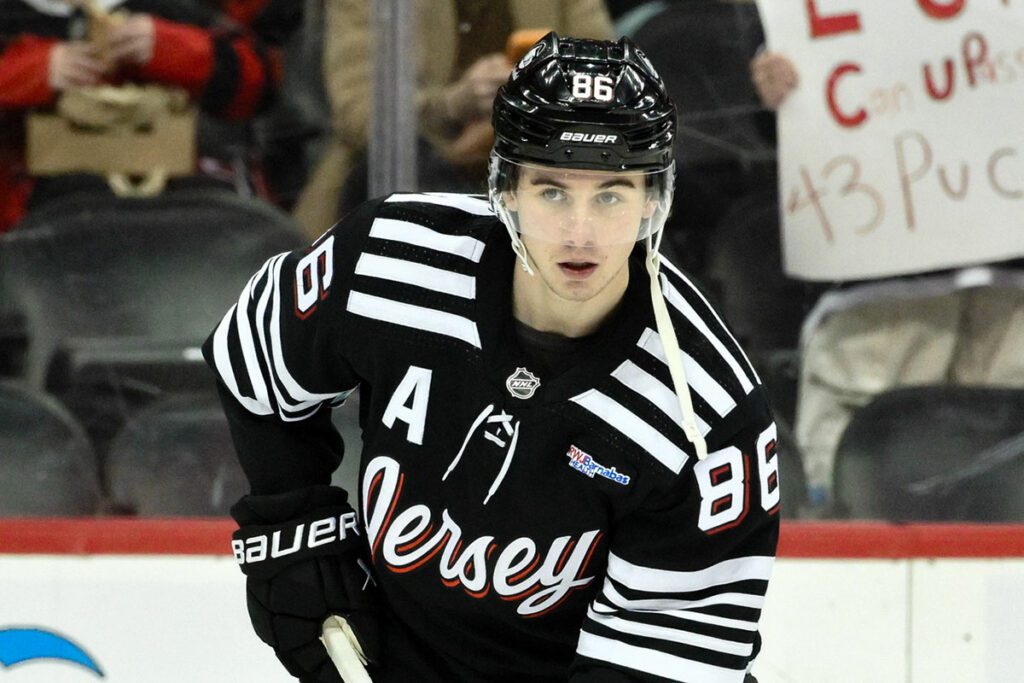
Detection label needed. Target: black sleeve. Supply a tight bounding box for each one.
[215,379,345,495]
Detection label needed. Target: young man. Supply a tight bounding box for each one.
[206,32,779,683]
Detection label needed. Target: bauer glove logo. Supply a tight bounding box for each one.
[233,510,360,566]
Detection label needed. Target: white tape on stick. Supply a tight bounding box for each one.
[321,615,372,683]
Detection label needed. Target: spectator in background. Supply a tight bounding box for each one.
[603,0,651,21]
[749,49,797,111]
[753,50,1024,510]
[614,1,798,343]
[293,0,614,239]
[0,0,301,233]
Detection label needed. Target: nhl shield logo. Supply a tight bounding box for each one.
[505,367,541,399]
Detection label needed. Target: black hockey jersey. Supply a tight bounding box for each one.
[204,193,780,683]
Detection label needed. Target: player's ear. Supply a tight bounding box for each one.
[641,196,657,219]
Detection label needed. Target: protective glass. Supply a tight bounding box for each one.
[489,155,675,247]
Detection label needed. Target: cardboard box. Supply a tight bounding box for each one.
[26,109,196,177]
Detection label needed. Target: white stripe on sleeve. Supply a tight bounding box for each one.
[233,260,273,410]
[606,553,774,594]
[355,253,476,299]
[384,192,493,216]
[369,218,487,262]
[576,632,745,683]
[601,582,766,612]
[611,360,711,437]
[585,607,753,657]
[664,609,759,633]
[211,304,273,416]
[347,291,482,349]
[659,276,754,395]
[266,255,343,411]
[660,259,761,385]
[638,328,737,418]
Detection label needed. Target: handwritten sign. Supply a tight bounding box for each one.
[757,0,1024,281]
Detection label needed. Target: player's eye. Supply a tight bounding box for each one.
[540,187,567,202]
[595,191,622,206]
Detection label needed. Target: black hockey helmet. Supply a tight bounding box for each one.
[491,31,676,172]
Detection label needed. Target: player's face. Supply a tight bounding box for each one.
[506,166,654,305]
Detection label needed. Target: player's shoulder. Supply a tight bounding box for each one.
[655,255,728,335]
[377,192,496,239]
[328,191,494,241]
[328,192,498,264]
[379,192,495,221]
[653,254,762,405]
[326,192,501,351]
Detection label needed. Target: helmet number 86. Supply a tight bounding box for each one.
[572,74,615,102]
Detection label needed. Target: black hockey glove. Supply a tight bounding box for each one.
[230,485,380,682]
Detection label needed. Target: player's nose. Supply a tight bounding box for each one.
[559,207,599,246]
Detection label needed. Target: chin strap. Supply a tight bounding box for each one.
[508,228,535,276]
[645,233,708,462]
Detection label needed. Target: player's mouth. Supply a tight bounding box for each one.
[558,261,598,279]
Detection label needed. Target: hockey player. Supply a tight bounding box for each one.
[206,32,780,683]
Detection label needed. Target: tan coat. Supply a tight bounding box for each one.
[293,0,614,239]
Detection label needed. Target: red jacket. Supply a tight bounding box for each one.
[0,0,298,232]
